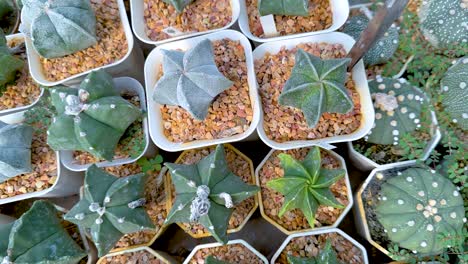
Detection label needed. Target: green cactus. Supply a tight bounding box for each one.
[46,70,142,161]
[0,29,24,92]
[343,15,399,66]
[164,144,259,244]
[365,77,425,145]
[440,57,468,130]
[0,121,32,182]
[278,49,353,128]
[287,239,341,264]
[266,147,346,228]
[20,0,97,58]
[205,255,231,264]
[64,164,155,257]
[0,0,14,20]
[419,0,468,49]
[153,39,233,120]
[162,0,194,13]
[375,167,465,255]
[258,0,309,16]
[0,200,87,264]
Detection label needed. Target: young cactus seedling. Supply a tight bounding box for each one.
[258,0,309,16]
[375,168,465,255]
[0,200,87,264]
[278,49,353,128]
[0,29,24,92]
[266,147,346,228]
[153,39,233,120]
[64,164,155,257]
[0,121,33,182]
[164,144,259,244]
[47,69,142,161]
[162,0,195,13]
[287,239,341,264]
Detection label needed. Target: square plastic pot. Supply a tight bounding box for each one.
[97,246,176,264]
[130,0,240,46]
[253,32,374,150]
[144,29,261,152]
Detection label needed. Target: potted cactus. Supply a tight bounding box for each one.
[97,246,174,264]
[255,146,353,235]
[163,144,259,243]
[440,57,467,130]
[0,0,20,35]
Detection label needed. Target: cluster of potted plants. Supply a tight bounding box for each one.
[0,0,466,263]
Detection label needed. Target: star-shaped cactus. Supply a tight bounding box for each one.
[279,49,353,128]
[266,147,346,228]
[0,30,24,92]
[64,165,155,257]
[164,144,259,244]
[0,121,33,182]
[287,239,341,264]
[258,0,309,16]
[162,0,195,13]
[152,39,233,120]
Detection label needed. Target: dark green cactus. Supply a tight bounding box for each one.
[164,144,259,244]
[0,200,87,264]
[278,49,353,128]
[440,57,468,130]
[0,29,24,92]
[287,239,341,264]
[258,0,309,16]
[47,70,142,161]
[153,39,233,120]
[343,15,399,66]
[64,164,155,257]
[266,147,345,228]
[205,255,231,264]
[20,0,97,58]
[365,77,425,145]
[162,0,194,13]
[0,121,32,182]
[375,168,465,255]
[0,0,14,20]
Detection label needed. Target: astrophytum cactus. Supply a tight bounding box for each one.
[0,121,32,182]
[258,0,309,16]
[279,49,353,128]
[64,165,154,257]
[419,0,468,49]
[364,77,425,145]
[440,57,468,130]
[164,144,259,244]
[287,239,341,264]
[343,15,399,66]
[0,200,87,264]
[375,168,466,255]
[47,70,142,161]
[0,30,24,91]
[162,0,195,13]
[266,147,346,228]
[153,39,233,120]
[20,0,97,58]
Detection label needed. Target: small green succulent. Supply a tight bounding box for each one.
[205,255,230,264]
[162,0,194,13]
[287,239,341,264]
[0,29,24,92]
[258,0,309,16]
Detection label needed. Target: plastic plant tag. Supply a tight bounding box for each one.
[314,142,337,150]
[162,27,187,37]
[259,15,279,37]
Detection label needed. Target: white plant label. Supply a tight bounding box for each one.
[259,15,279,37]
[162,27,186,37]
[314,142,337,150]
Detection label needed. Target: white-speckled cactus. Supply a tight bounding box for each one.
[419,0,468,49]
[0,121,32,182]
[375,168,466,255]
[258,0,309,16]
[162,0,194,13]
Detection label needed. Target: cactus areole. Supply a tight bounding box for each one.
[164,144,259,244]
[0,30,24,91]
[258,0,309,16]
[287,238,342,264]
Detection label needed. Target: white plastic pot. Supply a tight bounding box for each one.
[253,32,374,150]
[271,228,369,264]
[97,246,175,264]
[144,29,261,152]
[238,0,349,44]
[60,77,150,172]
[183,239,268,264]
[24,0,144,87]
[130,0,240,46]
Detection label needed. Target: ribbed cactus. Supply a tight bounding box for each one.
[365,77,425,145]
[440,57,468,130]
[266,147,346,228]
[153,39,233,120]
[279,49,353,128]
[375,168,465,255]
[343,15,399,66]
[287,239,341,264]
[419,0,468,49]
[164,144,259,244]
[0,200,87,264]
[47,70,142,161]
[258,0,309,16]
[206,255,230,264]
[64,165,155,257]
[0,121,32,182]
[0,30,24,91]
[20,0,97,58]
[162,0,194,13]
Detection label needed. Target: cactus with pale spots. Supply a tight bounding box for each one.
[365,77,425,145]
[0,29,24,91]
[64,164,154,257]
[0,121,32,182]
[440,57,468,130]
[266,147,346,228]
[258,0,309,16]
[287,239,341,264]
[46,70,142,161]
[418,0,468,49]
[279,49,353,128]
[375,168,465,255]
[0,200,87,264]
[164,144,259,244]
